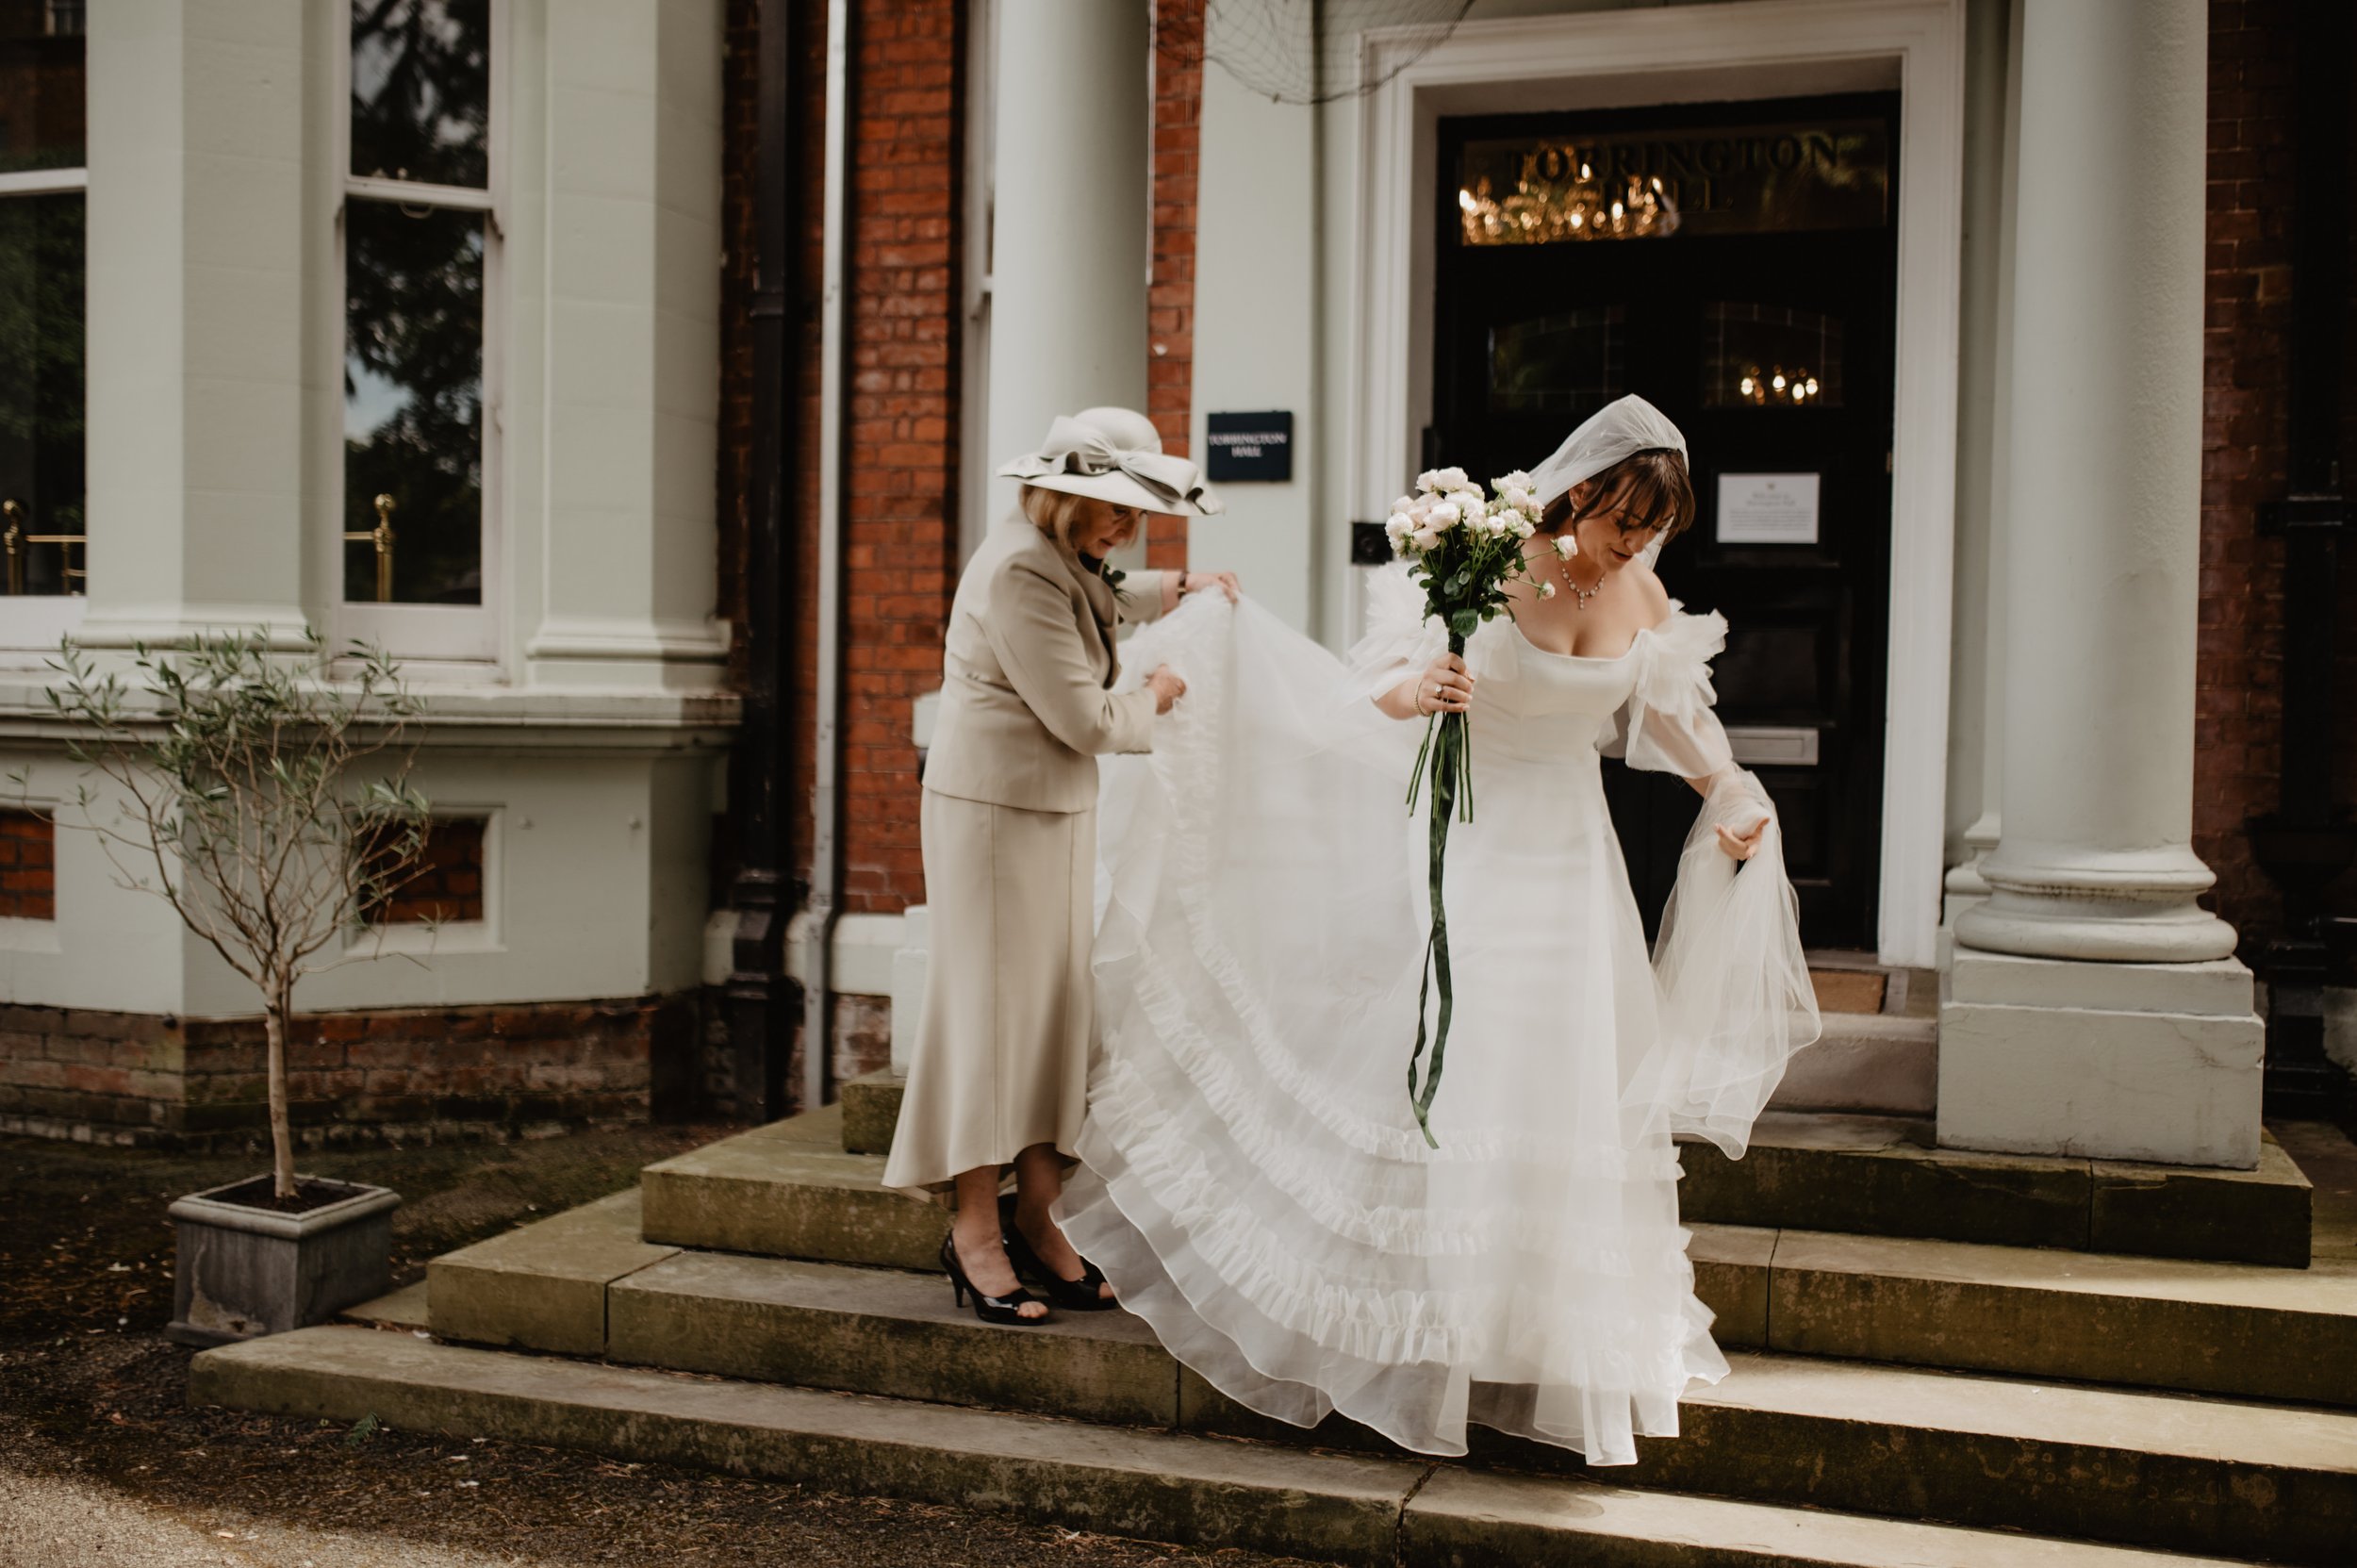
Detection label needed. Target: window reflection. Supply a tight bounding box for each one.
[351,0,490,189]
[345,202,483,604]
[1703,303,1844,410]
[0,2,82,599]
[1489,307,1624,417]
[0,2,83,173]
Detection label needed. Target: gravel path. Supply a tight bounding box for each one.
[0,1460,546,1567]
[0,1126,1298,1568]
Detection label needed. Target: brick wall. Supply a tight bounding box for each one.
[839,0,964,916]
[2196,0,2357,945]
[0,808,55,919]
[1147,0,1206,573]
[366,817,487,925]
[0,996,701,1148]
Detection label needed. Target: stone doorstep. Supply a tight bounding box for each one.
[188,1328,2250,1568]
[622,1124,2357,1404]
[811,1088,2317,1269]
[426,1189,678,1357]
[577,1248,2353,1564]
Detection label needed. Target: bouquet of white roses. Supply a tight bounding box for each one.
[1385,467,1546,1146]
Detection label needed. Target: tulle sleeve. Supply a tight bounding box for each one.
[1613,608,1821,1157]
[1342,563,1446,705]
[1603,605,1736,781]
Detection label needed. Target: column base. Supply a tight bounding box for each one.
[1937,947,2264,1168]
[1954,889,2238,964]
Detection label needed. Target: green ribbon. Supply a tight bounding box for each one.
[1405,631,1473,1148]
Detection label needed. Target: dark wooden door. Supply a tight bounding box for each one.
[1431,94,1900,948]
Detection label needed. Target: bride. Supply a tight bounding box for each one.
[1054,395,1820,1466]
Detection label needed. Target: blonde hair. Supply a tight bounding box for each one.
[1020,485,1093,547]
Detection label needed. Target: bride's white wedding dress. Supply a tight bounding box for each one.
[1055,560,1819,1466]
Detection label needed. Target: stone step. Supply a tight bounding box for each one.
[631,1122,2357,1404]
[190,1327,2253,1568]
[420,1243,2352,1563]
[1678,1111,2312,1267]
[804,1088,2317,1269]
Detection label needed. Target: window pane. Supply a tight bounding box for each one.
[1702,303,1844,410]
[1459,120,1888,247]
[0,191,83,597]
[0,2,86,174]
[345,199,483,604]
[1489,307,1624,416]
[351,0,490,189]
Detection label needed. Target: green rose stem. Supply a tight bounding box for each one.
[1405,627,1474,1149]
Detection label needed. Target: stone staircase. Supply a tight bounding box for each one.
[190,1085,2357,1567]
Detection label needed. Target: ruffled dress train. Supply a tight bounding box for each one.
[1054,570,1820,1465]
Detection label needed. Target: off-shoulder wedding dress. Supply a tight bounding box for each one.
[1054,556,1820,1466]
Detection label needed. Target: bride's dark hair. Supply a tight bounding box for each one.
[1540,448,1694,543]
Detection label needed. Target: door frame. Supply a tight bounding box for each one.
[1344,0,1966,967]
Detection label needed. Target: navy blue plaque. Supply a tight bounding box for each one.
[1205,411,1294,482]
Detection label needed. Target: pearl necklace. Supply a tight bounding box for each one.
[1556,553,1606,610]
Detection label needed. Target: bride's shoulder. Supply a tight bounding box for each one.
[1626,559,1673,623]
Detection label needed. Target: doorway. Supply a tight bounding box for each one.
[1430,92,1900,948]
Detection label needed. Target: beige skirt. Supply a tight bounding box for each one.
[882,787,1095,1195]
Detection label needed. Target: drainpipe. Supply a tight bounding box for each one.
[725,0,804,1124]
[2250,0,2355,1114]
[802,0,856,1116]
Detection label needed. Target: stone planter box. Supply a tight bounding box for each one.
[166,1175,401,1346]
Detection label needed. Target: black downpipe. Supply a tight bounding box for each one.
[2250,0,2355,1114]
[726,0,805,1125]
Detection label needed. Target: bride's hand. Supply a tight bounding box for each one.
[1181,570,1242,603]
[1416,652,1473,716]
[1716,816,1768,862]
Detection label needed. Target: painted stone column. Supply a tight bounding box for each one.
[984,0,1150,517]
[521,0,728,690]
[79,3,311,648]
[1943,0,2262,1166]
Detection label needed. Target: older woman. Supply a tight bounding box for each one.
[883,405,1233,1324]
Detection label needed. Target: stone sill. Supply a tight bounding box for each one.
[0,679,741,752]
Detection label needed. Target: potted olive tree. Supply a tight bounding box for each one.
[25,630,431,1345]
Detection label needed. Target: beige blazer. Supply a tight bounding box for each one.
[922,515,1171,815]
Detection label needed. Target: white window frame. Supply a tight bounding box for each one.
[0,154,91,652]
[332,0,506,666]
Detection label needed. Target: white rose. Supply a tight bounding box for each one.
[1513,515,1536,538]
[1539,580,1558,599]
[1426,500,1460,530]
[1411,525,1441,551]
[1552,535,1578,560]
[1413,470,1441,493]
[1393,495,1417,518]
[1499,470,1534,492]
[1434,466,1469,490]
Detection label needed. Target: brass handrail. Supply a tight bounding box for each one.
[342,492,397,602]
[2,499,87,596]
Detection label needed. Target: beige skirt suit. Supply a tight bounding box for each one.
[882,515,1170,1195]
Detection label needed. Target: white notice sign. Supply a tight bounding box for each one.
[1716,472,1821,545]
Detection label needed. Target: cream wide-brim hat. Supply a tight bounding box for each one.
[997,405,1225,518]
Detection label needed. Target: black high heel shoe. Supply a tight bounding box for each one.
[998,1194,1117,1312]
[940,1233,1046,1326]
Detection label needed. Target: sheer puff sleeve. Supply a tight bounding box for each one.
[1612,604,1821,1157]
[1603,604,1737,783]
[1341,563,1445,705]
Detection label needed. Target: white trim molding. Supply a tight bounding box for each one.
[1345,0,1967,968]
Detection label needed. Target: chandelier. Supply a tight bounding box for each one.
[1457,166,1681,246]
[1734,367,1822,406]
